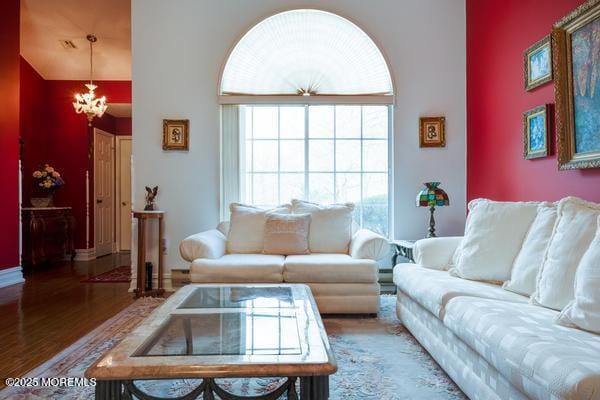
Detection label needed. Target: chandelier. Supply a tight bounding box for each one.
[73,34,108,126]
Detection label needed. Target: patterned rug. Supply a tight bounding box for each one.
[80,265,131,283]
[0,296,465,400]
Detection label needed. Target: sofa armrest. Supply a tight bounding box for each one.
[350,229,390,260]
[413,236,463,270]
[179,229,226,262]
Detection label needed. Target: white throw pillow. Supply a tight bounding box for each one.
[503,203,557,296]
[449,199,539,282]
[556,216,600,333]
[291,199,354,253]
[531,197,600,310]
[226,203,290,254]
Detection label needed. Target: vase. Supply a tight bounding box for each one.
[30,195,54,208]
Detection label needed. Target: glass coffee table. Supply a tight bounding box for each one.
[86,284,337,399]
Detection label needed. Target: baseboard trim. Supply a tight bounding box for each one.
[128,271,174,293]
[0,266,25,289]
[74,248,97,261]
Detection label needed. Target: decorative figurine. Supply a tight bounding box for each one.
[144,186,158,211]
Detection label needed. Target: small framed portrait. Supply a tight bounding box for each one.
[419,117,446,148]
[162,119,189,151]
[523,105,550,159]
[524,35,552,91]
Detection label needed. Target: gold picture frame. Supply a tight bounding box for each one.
[523,105,550,160]
[524,35,553,91]
[162,119,189,151]
[419,117,446,148]
[553,0,600,169]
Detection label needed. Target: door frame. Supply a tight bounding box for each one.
[93,128,116,255]
[115,136,132,252]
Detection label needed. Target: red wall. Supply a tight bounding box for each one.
[467,0,600,203]
[0,0,20,270]
[20,71,132,249]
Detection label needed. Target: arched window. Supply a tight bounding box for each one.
[220,10,393,236]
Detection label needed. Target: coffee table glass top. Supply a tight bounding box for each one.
[86,284,336,380]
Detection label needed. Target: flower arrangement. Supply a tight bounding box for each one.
[32,164,65,193]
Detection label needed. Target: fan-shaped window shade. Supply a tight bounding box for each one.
[221,10,393,97]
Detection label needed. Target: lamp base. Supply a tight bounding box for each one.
[427,206,436,238]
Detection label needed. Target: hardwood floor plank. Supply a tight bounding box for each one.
[0,253,134,386]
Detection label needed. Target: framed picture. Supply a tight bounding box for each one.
[162,119,189,151]
[524,35,553,91]
[553,0,600,169]
[523,105,550,159]
[419,117,446,148]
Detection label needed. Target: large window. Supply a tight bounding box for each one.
[241,105,390,236]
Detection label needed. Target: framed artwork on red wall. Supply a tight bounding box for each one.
[523,105,550,160]
[524,35,553,91]
[553,0,600,170]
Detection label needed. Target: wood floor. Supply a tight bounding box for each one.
[0,253,134,384]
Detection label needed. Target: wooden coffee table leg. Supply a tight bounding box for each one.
[95,380,124,399]
[300,375,329,399]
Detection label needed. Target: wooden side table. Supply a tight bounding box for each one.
[390,239,416,265]
[133,210,165,298]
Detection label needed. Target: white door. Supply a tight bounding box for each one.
[117,138,132,251]
[94,129,115,257]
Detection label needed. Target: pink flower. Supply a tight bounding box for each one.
[32,171,43,178]
[52,171,61,178]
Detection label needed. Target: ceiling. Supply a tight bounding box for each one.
[106,103,131,118]
[21,0,131,80]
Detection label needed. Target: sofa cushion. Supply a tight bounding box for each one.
[226,203,290,254]
[503,203,557,296]
[263,213,311,255]
[291,199,354,253]
[557,216,600,334]
[190,254,284,283]
[532,197,600,310]
[449,199,539,283]
[283,254,377,283]
[444,297,600,400]
[393,264,527,318]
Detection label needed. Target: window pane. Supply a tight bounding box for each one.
[253,173,278,206]
[363,106,388,138]
[336,106,361,138]
[363,140,388,172]
[309,140,334,171]
[253,107,278,138]
[309,173,334,204]
[336,140,361,172]
[280,173,304,203]
[245,141,253,171]
[363,173,388,203]
[253,140,278,171]
[335,173,361,203]
[309,106,334,138]
[280,140,304,172]
[245,173,253,203]
[280,107,305,139]
[362,204,388,237]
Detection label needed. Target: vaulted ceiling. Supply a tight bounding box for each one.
[21,0,131,80]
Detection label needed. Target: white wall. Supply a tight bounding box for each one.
[132,0,466,273]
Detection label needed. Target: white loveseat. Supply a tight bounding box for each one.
[394,198,600,400]
[180,221,389,314]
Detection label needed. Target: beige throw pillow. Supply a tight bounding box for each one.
[291,199,354,253]
[226,203,290,254]
[263,213,311,255]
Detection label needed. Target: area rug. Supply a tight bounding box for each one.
[0,296,465,400]
[80,265,131,283]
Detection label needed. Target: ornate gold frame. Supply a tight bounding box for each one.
[162,119,189,151]
[419,117,446,148]
[524,35,553,91]
[523,105,550,160]
[553,0,600,170]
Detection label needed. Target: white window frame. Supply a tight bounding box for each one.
[238,103,393,238]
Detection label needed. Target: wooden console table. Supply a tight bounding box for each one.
[21,207,76,270]
[133,210,165,298]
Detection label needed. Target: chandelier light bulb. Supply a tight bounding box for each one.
[73,34,108,126]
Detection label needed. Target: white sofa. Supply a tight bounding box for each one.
[180,221,389,314]
[394,201,600,400]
